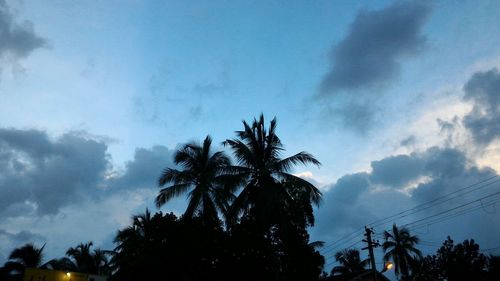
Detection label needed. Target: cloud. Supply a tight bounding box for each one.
[0,0,46,68]
[400,135,416,147]
[192,66,230,95]
[369,154,424,188]
[0,229,45,244]
[0,128,109,216]
[312,146,499,260]
[320,1,431,94]
[0,127,183,263]
[462,68,500,146]
[0,229,46,263]
[335,100,376,133]
[0,126,180,219]
[109,145,175,191]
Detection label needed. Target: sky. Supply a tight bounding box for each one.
[0,0,500,276]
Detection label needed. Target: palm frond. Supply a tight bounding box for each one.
[280,173,322,205]
[158,169,192,186]
[155,183,192,207]
[276,152,321,172]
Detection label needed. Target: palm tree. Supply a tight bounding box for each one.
[111,210,156,279]
[223,114,321,226]
[156,135,234,222]
[6,243,45,268]
[64,242,110,275]
[3,243,45,278]
[383,224,422,281]
[331,248,369,276]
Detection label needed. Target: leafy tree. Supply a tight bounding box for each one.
[156,135,234,223]
[383,224,422,281]
[330,248,368,276]
[111,210,227,281]
[409,255,441,281]
[487,255,500,281]
[433,237,487,281]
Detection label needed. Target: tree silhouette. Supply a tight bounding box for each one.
[223,115,324,281]
[111,210,227,281]
[382,224,422,281]
[433,237,487,281]
[61,242,111,275]
[2,243,45,280]
[156,135,235,223]
[331,248,368,276]
[223,114,321,227]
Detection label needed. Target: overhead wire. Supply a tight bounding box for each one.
[320,175,500,270]
[321,175,499,253]
[370,176,500,230]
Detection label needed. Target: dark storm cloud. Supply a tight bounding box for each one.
[0,0,46,63]
[0,127,181,219]
[109,145,175,190]
[0,128,109,216]
[320,1,431,94]
[330,173,370,203]
[314,173,375,233]
[462,68,500,146]
[0,126,180,219]
[369,154,424,188]
[313,146,499,249]
[0,229,45,245]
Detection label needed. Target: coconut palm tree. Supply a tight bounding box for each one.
[3,243,45,278]
[111,209,157,279]
[223,114,321,226]
[156,135,234,222]
[331,248,369,276]
[383,224,422,281]
[64,242,110,275]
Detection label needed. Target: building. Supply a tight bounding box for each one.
[22,268,107,281]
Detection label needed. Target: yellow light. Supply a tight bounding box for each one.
[66,272,71,277]
[385,262,394,270]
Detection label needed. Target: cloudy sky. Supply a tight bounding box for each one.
[1,0,500,274]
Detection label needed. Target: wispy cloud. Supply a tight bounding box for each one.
[0,0,46,75]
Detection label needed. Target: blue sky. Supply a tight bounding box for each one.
[1,0,500,277]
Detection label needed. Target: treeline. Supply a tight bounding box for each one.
[326,225,500,281]
[1,115,325,281]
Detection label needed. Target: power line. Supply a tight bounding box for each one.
[407,197,500,231]
[320,175,500,268]
[481,246,500,252]
[322,175,499,252]
[320,230,365,255]
[324,240,364,268]
[369,176,500,230]
[402,190,500,229]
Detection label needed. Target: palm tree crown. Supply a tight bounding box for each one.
[223,114,321,226]
[331,248,368,276]
[65,242,110,275]
[8,243,45,269]
[383,224,422,281]
[3,243,45,276]
[156,135,233,221]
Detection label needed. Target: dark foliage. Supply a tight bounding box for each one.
[410,237,500,281]
[330,248,368,276]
